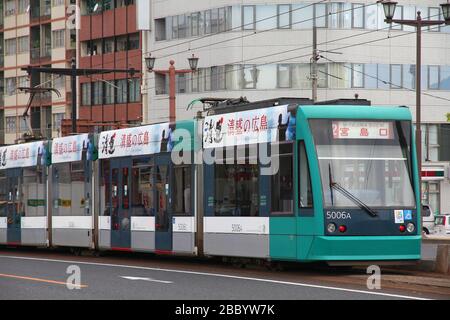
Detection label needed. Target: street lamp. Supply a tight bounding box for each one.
[381,1,397,20]
[381,0,450,214]
[145,54,199,123]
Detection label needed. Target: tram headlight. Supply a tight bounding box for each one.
[327,223,336,233]
[406,223,415,233]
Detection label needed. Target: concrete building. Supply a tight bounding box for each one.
[1,0,77,144]
[78,0,142,127]
[140,0,450,215]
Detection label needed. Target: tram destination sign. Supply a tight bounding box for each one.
[203,105,295,149]
[332,121,394,140]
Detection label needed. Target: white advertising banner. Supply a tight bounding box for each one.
[52,134,90,164]
[99,123,175,159]
[0,141,46,170]
[203,105,295,148]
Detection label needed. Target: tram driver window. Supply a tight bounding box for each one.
[214,162,259,217]
[299,141,313,208]
[173,166,191,215]
[271,143,293,214]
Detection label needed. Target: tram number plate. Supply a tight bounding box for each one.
[326,211,352,220]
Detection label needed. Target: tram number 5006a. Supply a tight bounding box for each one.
[326,211,352,220]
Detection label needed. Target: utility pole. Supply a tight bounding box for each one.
[311,24,319,102]
[23,60,136,134]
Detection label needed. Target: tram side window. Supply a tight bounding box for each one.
[0,172,7,217]
[214,163,259,216]
[53,162,88,216]
[173,166,191,215]
[22,167,46,217]
[299,141,313,208]
[131,164,154,217]
[271,143,293,214]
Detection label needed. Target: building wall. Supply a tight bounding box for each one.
[1,0,75,145]
[78,1,143,125]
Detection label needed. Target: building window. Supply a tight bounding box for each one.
[299,141,313,208]
[5,0,16,16]
[104,81,115,104]
[242,65,258,89]
[18,0,30,14]
[214,163,259,216]
[314,3,328,28]
[93,81,103,105]
[278,4,291,29]
[242,5,256,30]
[155,18,167,41]
[178,14,187,38]
[103,37,115,53]
[17,76,29,88]
[129,78,141,102]
[390,64,403,89]
[5,77,16,95]
[116,79,128,103]
[204,10,211,34]
[210,8,219,34]
[17,36,29,53]
[422,182,440,216]
[5,39,16,56]
[190,13,200,36]
[293,3,313,29]
[6,116,16,133]
[81,83,91,106]
[429,7,441,32]
[128,33,140,50]
[52,113,64,131]
[391,5,403,30]
[352,3,365,28]
[351,63,364,88]
[277,64,291,88]
[428,65,440,89]
[172,166,191,215]
[271,143,293,214]
[52,29,65,48]
[256,5,277,30]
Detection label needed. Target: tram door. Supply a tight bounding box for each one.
[155,155,172,251]
[6,169,21,244]
[110,159,132,249]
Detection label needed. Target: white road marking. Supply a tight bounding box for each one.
[0,255,430,300]
[120,276,173,284]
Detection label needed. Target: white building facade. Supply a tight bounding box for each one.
[139,0,450,215]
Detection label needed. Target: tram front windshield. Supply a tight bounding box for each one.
[310,119,415,209]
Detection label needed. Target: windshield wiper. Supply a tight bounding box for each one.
[328,166,378,217]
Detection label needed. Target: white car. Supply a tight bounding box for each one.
[422,204,436,235]
[434,214,450,235]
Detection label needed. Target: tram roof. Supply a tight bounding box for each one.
[298,105,412,121]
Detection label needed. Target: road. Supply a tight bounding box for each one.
[0,248,448,300]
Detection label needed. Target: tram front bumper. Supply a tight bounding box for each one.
[304,235,421,262]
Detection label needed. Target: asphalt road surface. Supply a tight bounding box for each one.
[0,248,447,300]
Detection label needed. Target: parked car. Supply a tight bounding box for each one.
[422,204,436,235]
[434,214,450,235]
